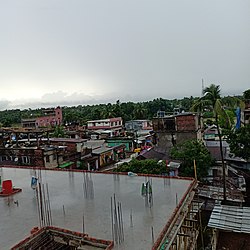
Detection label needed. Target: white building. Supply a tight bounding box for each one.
[87,117,123,135]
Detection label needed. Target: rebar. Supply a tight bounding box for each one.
[142,178,153,208]
[83,172,94,199]
[151,226,155,244]
[130,209,133,228]
[82,213,85,234]
[110,194,125,245]
[62,205,65,217]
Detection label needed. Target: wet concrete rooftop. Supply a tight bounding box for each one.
[0,167,193,250]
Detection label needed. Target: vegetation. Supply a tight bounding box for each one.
[243,89,250,99]
[0,97,190,126]
[170,140,214,180]
[62,98,196,125]
[226,125,250,161]
[52,125,65,138]
[112,158,168,175]
[0,94,244,127]
[193,84,225,192]
[191,84,240,199]
[218,109,236,130]
[0,109,21,127]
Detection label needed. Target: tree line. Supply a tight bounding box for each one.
[0,94,243,127]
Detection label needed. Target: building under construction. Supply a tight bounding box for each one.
[11,226,113,250]
[0,167,201,250]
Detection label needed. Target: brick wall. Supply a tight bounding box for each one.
[0,148,44,167]
[176,114,197,131]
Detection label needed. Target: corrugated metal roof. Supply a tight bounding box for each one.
[208,205,250,234]
[198,186,244,202]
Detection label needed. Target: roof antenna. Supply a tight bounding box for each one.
[202,78,205,97]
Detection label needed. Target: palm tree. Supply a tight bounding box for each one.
[133,103,147,119]
[192,84,230,202]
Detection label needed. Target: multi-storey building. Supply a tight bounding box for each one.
[241,99,250,126]
[87,117,123,136]
[152,112,202,156]
[22,106,63,128]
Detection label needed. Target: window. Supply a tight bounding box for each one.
[22,156,30,164]
[0,156,7,162]
[53,154,56,160]
[45,155,50,163]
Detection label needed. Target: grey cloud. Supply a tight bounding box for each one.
[5,91,118,110]
[0,100,11,110]
[0,0,249,107]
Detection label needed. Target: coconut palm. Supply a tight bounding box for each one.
[192,84,230,201]
[133,102,147,119]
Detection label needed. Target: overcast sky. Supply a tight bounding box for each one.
[0,0,249,110]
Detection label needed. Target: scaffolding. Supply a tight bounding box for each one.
[152,181,203,250]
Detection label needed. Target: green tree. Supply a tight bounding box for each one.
[170,140,214,180]
[113,158,168,175]
[120,102,135,121]
[192,84,238,201]
[243,89,250,99]
[52,125,65,138]
[180,96,195,111]
[133,102,147,119]
[191,84,230,199]
[218,109,235,130]
[0,109,21,127]
[112,100,122,117]
[226,125,250,161]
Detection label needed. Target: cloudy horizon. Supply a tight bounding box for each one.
[0,0,249,110]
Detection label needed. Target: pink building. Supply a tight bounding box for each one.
[22,107,63,128]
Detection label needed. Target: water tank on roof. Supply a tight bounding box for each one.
[2,180,13,195]
[173,107,181,115]
[157,111,165,118]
